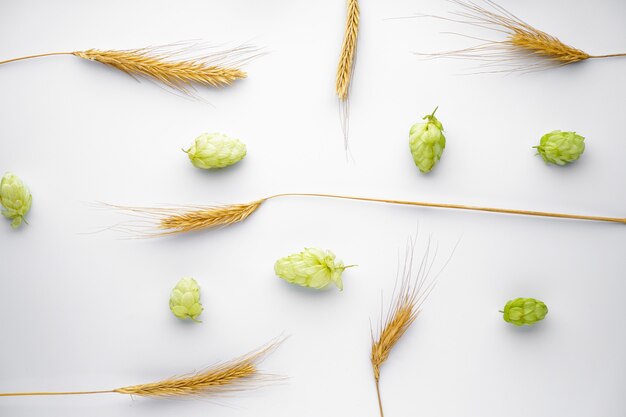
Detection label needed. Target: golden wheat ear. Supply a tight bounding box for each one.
[104,199,266,237]
[370,236,455,417]
[336,0,360,150]
[418,0,625,73]
[114,338,284,398]
[0,338,285,399]
[0,42,259,96]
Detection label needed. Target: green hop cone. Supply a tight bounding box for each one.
[534,130,585,166]
[409,106,446,173]
[169,277,203,322]
[274,248,351,291]
[185,132,246,169]
[502,297,548,326]
[0,173,32,229]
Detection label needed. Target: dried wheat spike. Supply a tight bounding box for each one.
[370,237,443,417]
[336,0,360,100]
[420,0,626,72]
[0,42,256,96]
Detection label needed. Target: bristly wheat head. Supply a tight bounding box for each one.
[113,339,282,397]
[370,237,449,417]
[104,199,266,237]
[0,42,257,96]
[0,338,284,399]
[419,0,625,72]
[336,0,360,100]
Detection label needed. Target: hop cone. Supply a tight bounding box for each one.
[185,133,246,169]
[534,130,585,166]
[274,248,349,290]
[0,173,32,229]
[502,297,548,326]
[409,107,446,173]
[169,277,203,322]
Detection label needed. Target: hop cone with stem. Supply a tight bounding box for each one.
[185,133,246,169]
[534,130,585,166]
[409,107,446,173]
[502,297,548,326]
[169,277,203,322]
[0,173,32,229]
[274,248,351,290]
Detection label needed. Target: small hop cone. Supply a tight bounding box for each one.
[502,297,548,326]
[0,173,32,229]
[169,277,203,322]
[185,133,247,169]
[409,107,446,173]
[274,248,350,290]
[534,130,585,166]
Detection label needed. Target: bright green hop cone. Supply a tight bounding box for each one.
[274,248,352,291]
[0,172,32,229]
[185,132,246,169]
[409,106,446,173]
[502,297,548,326]
[169,277,203,322]
[534,130,585,166]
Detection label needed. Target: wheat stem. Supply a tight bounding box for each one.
[265,193,626,225]
[375,378,385,417]
[0,51,74,65]
[0,390,113,397]
[589,53,626,59]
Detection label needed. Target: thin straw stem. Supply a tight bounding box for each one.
[375,379,385,417]
[589,53,626,59]
[0,390,113,397]
[265,193,626,225]
[0,52,74,65]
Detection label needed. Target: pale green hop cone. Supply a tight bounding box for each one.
[502,297,548,326]
[274,248,352,291]
[534,130,585,166]
[409,106,446,173]
[185,132,246,169]
[0,172,32,229]
[169,277,203,322]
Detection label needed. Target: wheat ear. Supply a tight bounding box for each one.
[420,0,626,72]
[370,237,447,417]
[0,338,282,398]
[336,0,360,100]
[0,43,256,95]
[336,0,360,150]
[105,192,626,237]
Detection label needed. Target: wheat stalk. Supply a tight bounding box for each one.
[0,339,282,399]
[419,0,626,72]
[104,192,626,237]
[370,237,448,417]
[336,0,360,150]
[0,42,256,95]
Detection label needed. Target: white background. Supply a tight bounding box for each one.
[1,0,625,416]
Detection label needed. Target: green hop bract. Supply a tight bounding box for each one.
[0,172,32,229]
[502,297,548,326]
[409,106,446,173]
[274,248,350,291]
[169,277,203,322]
[185,132,246,169]
[534,130,585,165]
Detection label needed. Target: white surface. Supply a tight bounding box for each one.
[1,0,625,416]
